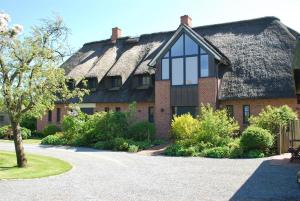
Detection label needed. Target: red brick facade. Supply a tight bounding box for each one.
[154,80,171,139]
[198,77,219,108]
[37,102,154,131]
[219,98,298,128]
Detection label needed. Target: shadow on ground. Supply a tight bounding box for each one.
[230,159,300,201]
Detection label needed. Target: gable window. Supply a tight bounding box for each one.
[162,33,211,85]
[112,77,122,88]
[172,58,184,85]
[243,105,250,124]
[161,58,169,80]
[200,49,209,77]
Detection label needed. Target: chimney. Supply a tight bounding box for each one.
[180,15,192,27]
[111,27,122,42]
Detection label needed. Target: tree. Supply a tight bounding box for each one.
[0,13,87,167]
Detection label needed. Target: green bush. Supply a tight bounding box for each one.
[20,115,36,131]
[128,145,139,153]
[171,114,200,140]
[127,121,156,141]
[41,133,66,145]
[112,137,129,151]
[250,105,297,135]
[62,112,86,141]
[201,146,230,158]
[240,126,273,152]
[244,150,265,158]
[128,140,152,150]
[94,140,114,150]
[0,125,31,139]
[228,139,243,158]
[164,144,199,156]
[43,124,61,137]
[197,105,239,146]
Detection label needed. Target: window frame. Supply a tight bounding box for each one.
[161,32,210,86]
[48,110,52,122]
[148,106,154,123]
[111,77,122,88]
[243,105,250,124]
[56,108,61,123]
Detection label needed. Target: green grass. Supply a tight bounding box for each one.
[0,138,41,144]
[0,151,72,179]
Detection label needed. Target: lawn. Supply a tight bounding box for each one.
[0,151,72,179]
[0,138,41,144]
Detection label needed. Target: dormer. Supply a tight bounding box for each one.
[103,76,122,91]
[132,74,154,89]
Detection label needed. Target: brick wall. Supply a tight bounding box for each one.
[198,77,218,108]
[37,102,154,131]
[155,80,171,139]
[219,98,298,129]
[37,104,68,131]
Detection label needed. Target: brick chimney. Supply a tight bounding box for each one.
[180,15,192,27]
[111,27,122,42]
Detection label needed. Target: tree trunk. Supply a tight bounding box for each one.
[11,121,27,167]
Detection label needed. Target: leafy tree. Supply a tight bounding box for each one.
[0,13,87,167]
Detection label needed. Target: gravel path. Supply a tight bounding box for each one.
[0,143,300,201]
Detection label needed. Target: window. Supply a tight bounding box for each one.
[148,106,154,123]
[226,105,234,118]
[56,108,61,122]
[80,108,94,115]
[171,35,184,57]
[185,56,198,84]
[161,59,169,80]
[105,107,110,112]
[0,115,4,122]
[112,77,122,88]
[48,110,52,122]
[171,58,184,85]
[243,105,250,124]
[162,33,212,86]
[185,35,198,55]
[141,76,151,86]
[200,49,209,77]
[88,78,97,90]
[116,107,121,112]
[67,79,75,90]
[297,94,300,104]
[172,106,197,117]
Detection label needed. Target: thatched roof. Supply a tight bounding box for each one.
[63,16,298,102]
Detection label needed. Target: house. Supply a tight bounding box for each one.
[37,15,300,139]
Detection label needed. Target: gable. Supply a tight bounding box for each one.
[148,24,227,67]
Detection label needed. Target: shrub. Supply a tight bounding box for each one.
[0,125,31,139]
[94,140,114,150]
[201,146,230,158]
[244,150,265,158]
[41,134,66,145]
[62,112,86,141]
[164,143,199,156]
[43,124,61,137]
[128,145,139,153]
[197,105,239,146]
[112,137,129,151]
[228,139,243,158]
[171,114,200,140]
[128,140,152,150]
[240,126,273,152]
[250,105,297,135]
[20,115,36,131]
[127,121,156,141]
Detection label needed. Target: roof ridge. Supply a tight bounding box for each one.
[82,16,279,46]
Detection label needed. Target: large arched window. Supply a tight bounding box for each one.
[161,33,209,85]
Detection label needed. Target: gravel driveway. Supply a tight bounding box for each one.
[0,142,300,201]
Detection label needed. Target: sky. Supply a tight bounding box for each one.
[1,0,300,50]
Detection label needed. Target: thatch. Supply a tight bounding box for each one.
[63,16,298,102]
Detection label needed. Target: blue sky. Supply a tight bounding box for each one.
[2,0,300,50]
